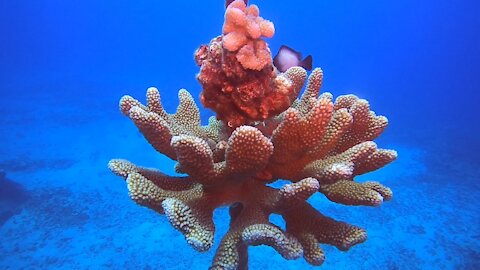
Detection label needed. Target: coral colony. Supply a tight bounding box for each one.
[108,0,397,269]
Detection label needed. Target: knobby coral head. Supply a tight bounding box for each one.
[108,0,397,269]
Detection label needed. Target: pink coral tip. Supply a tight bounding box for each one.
[223,32,248,52]
[246,4,259,16]
[236,41,271,70]
[259,20,275,38]
[225,7,247,28]
[246,19,262,39]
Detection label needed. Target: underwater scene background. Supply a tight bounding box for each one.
[1,0,479,269]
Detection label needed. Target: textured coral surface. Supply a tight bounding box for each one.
[222,0,274,71]
[109,0,397,269]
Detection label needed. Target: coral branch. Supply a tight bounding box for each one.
[225,126,273,176]
[284,203,367,252]
[162,198,215,251]
[319,180,391,206]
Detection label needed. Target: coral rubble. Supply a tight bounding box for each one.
[109,0,397,268]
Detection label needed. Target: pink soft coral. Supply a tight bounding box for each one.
[223,0,275,70]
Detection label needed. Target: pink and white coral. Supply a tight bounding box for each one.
[222,0,275,70]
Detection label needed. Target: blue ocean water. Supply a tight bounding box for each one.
[1,0,479,269]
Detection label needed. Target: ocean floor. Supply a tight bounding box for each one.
[0,91,479,270]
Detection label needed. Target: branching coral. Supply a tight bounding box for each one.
[109,0,397,269]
